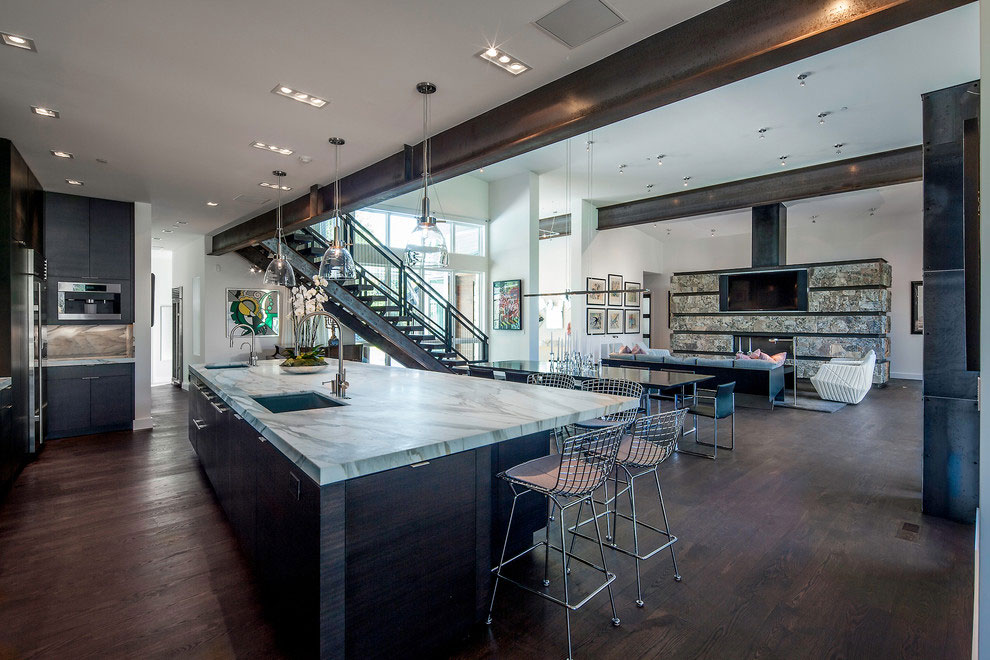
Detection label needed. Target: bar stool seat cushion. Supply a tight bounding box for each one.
[504,453,608,495]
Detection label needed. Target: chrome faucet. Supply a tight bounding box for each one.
[296,310,349,399]
[229,323,258,366]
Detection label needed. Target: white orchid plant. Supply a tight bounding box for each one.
[289,275,331,350]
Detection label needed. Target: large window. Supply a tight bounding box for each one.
[354,208,485,257]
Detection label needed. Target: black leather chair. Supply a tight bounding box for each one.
[682,382,735,459]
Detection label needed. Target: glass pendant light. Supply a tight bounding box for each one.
[404,82,449,268]
[318,137,356,281]
[264,170,296,288]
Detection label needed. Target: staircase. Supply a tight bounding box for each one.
[236,213,488,372]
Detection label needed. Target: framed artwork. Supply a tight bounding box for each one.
[911,280,923,335]
[607,274,623,306]
[493,279,522,330]
[624,309,641,334]
[586,277,606,306]
[227,289,280,337]
[625,281,641,308]
[587,308,605,335]
[606,308,624,334]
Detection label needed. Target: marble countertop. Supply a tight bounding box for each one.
[0,377,10,390]
[46,357,136,367]
[190,360,638,486]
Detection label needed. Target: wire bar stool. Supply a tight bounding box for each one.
[527,372,577,390]
[569,409,688,607]
[568,378,644,436]
[488,423,628,660]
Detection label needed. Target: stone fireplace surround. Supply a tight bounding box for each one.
[669,259,891,384]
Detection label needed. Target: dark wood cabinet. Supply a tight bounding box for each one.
[45,193,91,278]
[0,386,16,492]
[43,192,134,324]
[45,364,134,439]
[187,376,549,659]
[88,198,133,280]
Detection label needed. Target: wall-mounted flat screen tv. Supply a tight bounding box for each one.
[719,270,808,312]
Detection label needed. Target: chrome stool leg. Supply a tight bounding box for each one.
[487,488,519,625]
[626,466,645,607]
[655,469,681,582]
[588,496,621,628]
[556,498,574,660]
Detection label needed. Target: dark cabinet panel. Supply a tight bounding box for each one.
[0,386,15,491]
[45,377,91,437]
[45,193,91,278]
[90,375,135,429]
[89,199,133,280]
[923,396,979,523]
[45,364,133,439]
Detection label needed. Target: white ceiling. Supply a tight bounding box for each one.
[473,5,978,218]
[633,180,920,242]
[0,0,727,249]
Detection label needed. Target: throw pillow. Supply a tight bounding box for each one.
[758,352,776,362]
[630,345,646,355]
[735,352,750,360]
[618,345,632,354]
[770,351,787,364]
[748,349,763,359]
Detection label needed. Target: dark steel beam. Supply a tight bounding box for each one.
[597,146,923,230]
[210,0,964,255]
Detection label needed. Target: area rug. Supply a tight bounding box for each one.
[776,394,846,413]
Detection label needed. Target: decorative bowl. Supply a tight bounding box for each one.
[279,364,330,375]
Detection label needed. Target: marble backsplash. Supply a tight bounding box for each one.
[47,325,134,359]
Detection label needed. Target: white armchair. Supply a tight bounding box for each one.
[810,350,877,404]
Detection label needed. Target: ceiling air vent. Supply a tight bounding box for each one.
[232,194,271,206]
[534,0,625,49]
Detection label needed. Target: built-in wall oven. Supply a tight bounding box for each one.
[57,281,122,321]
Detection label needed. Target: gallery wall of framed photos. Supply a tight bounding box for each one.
[584,273,642,336]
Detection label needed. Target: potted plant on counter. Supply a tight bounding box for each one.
[280,277,332,374]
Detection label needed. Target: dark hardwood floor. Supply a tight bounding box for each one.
[0,380,974,659]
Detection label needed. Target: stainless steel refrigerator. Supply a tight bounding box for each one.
[11,246,46,455]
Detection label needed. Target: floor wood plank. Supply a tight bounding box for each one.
[0,379,974,659]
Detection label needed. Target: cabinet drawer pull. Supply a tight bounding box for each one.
[258,436,267,443]
[192,418,207,430]
[81,376,100,380]
[210,400,226,414]
[410,461,431,468]
[234,414,242,420]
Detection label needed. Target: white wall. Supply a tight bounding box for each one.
[150,249,173,385]
[651,183,924,379]
[171,236,206,387]
[381,175,489,223]
[132,202,153,429]
[489,172,539,361]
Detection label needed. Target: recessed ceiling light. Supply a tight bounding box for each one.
[177,221,188,225]
[798,73,810,87]
[65,179,83,186]
[2,32,36,51]
[683,176,691,187]
[260,181,292,191]
[31,106,59,118]
[50,150,73,159]
[656,154,664,166]
[298,155,313,164]
[271,84,328,108]
[162,229,173,233]
[779,155,789,166]
[251,141,293,156]
[206,201,219,207]
[95,158,108,164]
[818,111,830,125]
[478,48,530,75]
[153,237,161,241]
[834,143,845,154]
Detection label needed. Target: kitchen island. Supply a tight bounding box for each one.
[187,360,637,659]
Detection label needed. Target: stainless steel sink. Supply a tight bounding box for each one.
[252,391,346,413]
[204,363,251,369]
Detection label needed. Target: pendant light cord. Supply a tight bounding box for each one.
[275,173,284,257]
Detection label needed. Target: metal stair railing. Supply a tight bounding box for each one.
[305,214,489,364]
